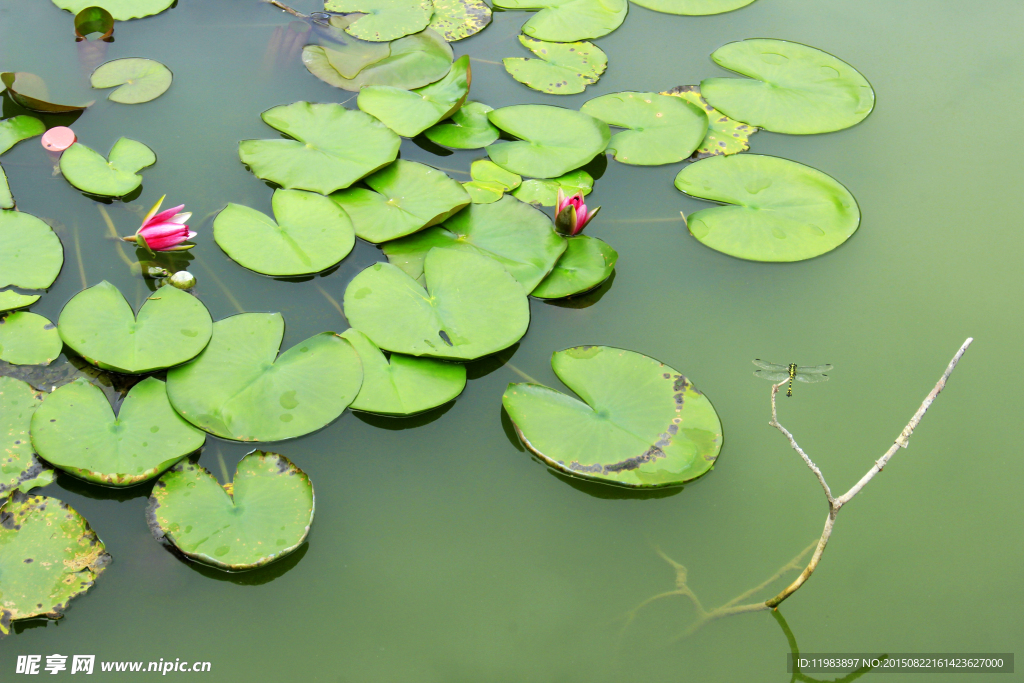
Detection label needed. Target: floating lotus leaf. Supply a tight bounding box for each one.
[0,164,11,210]
[59,137,155,197]
[166,313,362,441]
[462,181,504,204]
[239,102,400,194]
[0,210,63,290]
[675,154,860,262]
[0,492,110,636]
[341,329,466,415]
[1,73,91,114]
[90,58,172,104]
[214,189,355,276]
[0,377,54,497]
[30,378,205,487]
[629,0,755,14]
[661,85,756,159]
[493,0,627,41]
[423,101,499,149]
[383,195,565,292]
[0,116,45,155]
[312,16,392,78]
[428,0,492,41]
[0,292,40,312]
[357,56,471,137]
[324,0,432,42]
[303,29,452,91]
[581,91,707,165]
[58,281,213,374]
[700,39,875,135]
[486,105,610,178]
[470,159,521,190]
[344,248,530,360]
[0,312,61,366]
[512,170,593,206]
[503,35,606,95]
[147,451,313,571]
[52,0,175,20]
[531,236,616,298]
[503,346,723,487]
[74,6,114,40]
[330,160,469,244]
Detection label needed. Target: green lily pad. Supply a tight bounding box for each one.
[239,102,400,194]
[503,346,722,487]
[0,312,61,366]
[428,0,492,41]
[0,116,45,155]
[330,160,470,244]
[58,281,213,374]
[357,55,471,137]
[661,85,756,159]
[147,451,313,571]
[0,377,54,497]
[0,164,12,210]
[486,105,610,179]
[580,91,707,165]
[503,35,607,95]
[493,0,628,41]
[302,30,453,91]
[462,181,505,204]
[512,170,593,206]
[90,58,173,104]
[700,39,875,135]
[166,313,362,442]
[74,6,114,40]
[0,492,110,636]
[471,159,521,190]
[30,378,205,487]
[1,73,91,114]
[531,235,616,298]
[0,210,63,290]
[383,195,565,292]
[52,0,175,20]
[344,248,530,360]
[675,154,860,262]
[59,137,155,197]
[214,189,355,276]
[423,101,499,149]
[629,0,755,14]
[341,329,466,415]
[0,292,40,313]
[324,0,433,42]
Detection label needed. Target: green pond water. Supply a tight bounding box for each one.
[2,0,1023,680]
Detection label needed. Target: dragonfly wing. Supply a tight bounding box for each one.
[795,372,830,384]
[754,370,791,381]
[753,359,789,372]
[795,364,833,373]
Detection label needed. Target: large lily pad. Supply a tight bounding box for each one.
[0,292,40,313]
[1,73,91,114]
[330,160,469,244]
[0,116,45,155]
[59,138,155,197]
[341,329,466,415]
[58,281,213,374]
[239,102,400,194]
[493,0,628,42]
[214,189,355,276]
[0,210,63,290]
[344,248,530,360]
[428,0,492,41]
[503,346,722,487]
[302,30,453,92]
[581,91,707,165]
[486,105,610,178]
[504,35,607,95]
[147,451,313,571]
[90,58,173,104]
[423,101,499,149]
[324,0,433,42]
[531,235,616,299]
[662,85,756,159]
[358,56,471,137]
[700,39,875,135]
[629,0,755,14]
[52,0,175,20]
[512,170,593,206]
[0,312,61,366]
[0,164,12,210]
[166,313,362,441]
[30,378,205,487]
[383,195,565,292]
[674,154,860,261]
[0,377,54,497]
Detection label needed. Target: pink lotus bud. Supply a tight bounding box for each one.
[554,187,600,236]
[122,195,196,252]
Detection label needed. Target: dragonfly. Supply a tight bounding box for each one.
[752,360,833,397]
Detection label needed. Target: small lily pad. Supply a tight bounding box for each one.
[0,164,12,210]
[661,85,756,159]
[428,0,492,41]
[59,137,155,197]
[30,377,205,487]
[423,101,499,149]
[147,451,313,571]
[581,91,708,165]
[1,73,91,114]
[462,181,505,204]
[504,35,607,95]
[357,55,471,137]
[512,170,593,206]
[0,116,45,155]
[531,235,616,298]
[0,312,61,366]
[0,292,40,312]
[324,0,433,42]
[487,104,610,179]
[74,7,114,40]
[52,0,176,20]
[0,210,63,291]
[503,346,723,487]
[493,0,628,42]
[214,189,355,276]
[471,159,521,190]
[629,0,755,14]
[90,58,173,104]
[302,30,453,91]
[0,377,54,497]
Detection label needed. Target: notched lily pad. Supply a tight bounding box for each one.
[0,210,64,291]
[423,101,499,149]
[581,91,707,165]
[0,116,45,156]
[487,104,610,179]
[512,170,592,206]
[428,0,492,41]
[357,55,471,137]
[324,0,433,42]
[531,235,616,298]
[1,73,92,114]
[492,0,628,42]
[662,85,755,159]
[90,58,173,104]
[302,29,453,92]
[0,312,62,366]
[59,137,155,197]
[503,35,606,95]
[1,377,54,497]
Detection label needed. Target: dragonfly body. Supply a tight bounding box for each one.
[752,360,832,396]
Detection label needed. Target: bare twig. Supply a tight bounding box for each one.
[263,0,307,17]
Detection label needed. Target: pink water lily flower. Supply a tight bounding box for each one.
[554,188,600,236]
[122,195,195,252]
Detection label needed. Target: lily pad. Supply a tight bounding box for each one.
[58,281,213,374]
[344,248,530,360]
[700,39,875,134]
[1,73,91,114]
[674,154,860,261]
[503,346,723,487]
[330,160,470,244]
[661,85,756,159]
[428,0,492,41]
[341,329,466,415]
[302,30,453,91]
[324,0,433,42]
[0,377,54,497]
[357,56,471,137]
[214,189,355,276]
[383,195,565,292]
[531,235,616,298]
[0,492,110,636]
[471,159,521,190]
[0,210,63,290]
[166,313,362,442]
[30,378,205,487]
[493,0,628,42]
[486,105,610,179]
[239,102,400,194]
[0,164,11,210]
[59,137,155,197]
[629,0,755,14]
[147,451,313,571]
[90,58,173,104]
[462,181,505,204]
[423,101,499,149]
[0,116,45,155]
[512,170,593,206]
[0,292,40,312]
[504,35,607,95]
[581,91,707,165]
[74,6,114,40]
[0,312,61,366]
[52,0,175,20]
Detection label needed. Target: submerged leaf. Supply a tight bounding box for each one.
[0,210,63,291]
[0,116,45,155]
[52,0,176,20]
[1,72,91,114]
[581,91,707,165]
[90,58,173,104]
[486,104,610,178]
[661,85,755,159]
[511,170,592,206]
[357,55,471,137]
[59,137,155,197]
[0,312,61,366]
[503,35,606,95]
[492,0,628,42]
[324,0,433,42]
[302,30,453,91]
[423,100,499,149]
[0,377,53,496]
[531,235,616,298]
[428,0,492,41]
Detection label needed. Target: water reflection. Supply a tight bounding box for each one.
[548,468,684,499]
[263,20,311,71]
[54,470,155,502]
[542,269,616,309]
[353,402,454,430]
[178,542,309,586]
[773,610,882,683]
[464,342,520,380]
